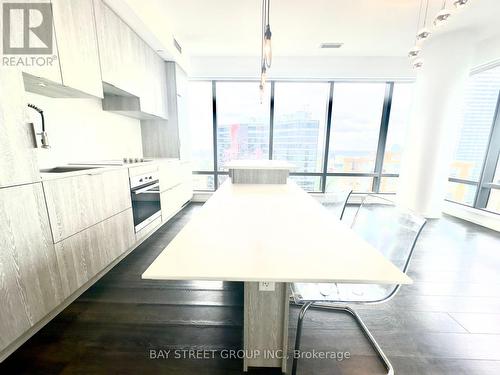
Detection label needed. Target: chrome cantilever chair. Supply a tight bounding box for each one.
[321,189,353,220]
[291,194,427,375]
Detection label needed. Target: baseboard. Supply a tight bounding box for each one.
[442,201,499,232]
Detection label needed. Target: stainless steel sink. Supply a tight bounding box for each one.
[40,166,104,173]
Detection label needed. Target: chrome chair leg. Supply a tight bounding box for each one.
[310,303,394,375]
[291,301,313,375]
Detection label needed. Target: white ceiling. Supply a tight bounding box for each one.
[120,0,500,59]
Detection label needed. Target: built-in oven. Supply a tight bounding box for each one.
[130,171,161,233]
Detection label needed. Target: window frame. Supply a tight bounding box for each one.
[447,90,500,214]
[191,79,410,194]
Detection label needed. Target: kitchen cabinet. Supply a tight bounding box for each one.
[141,63,188,158]
[16,0,62,85]
[50,0,103,98]
[93,0,168,119]
[160,161,192,223]
[43,169,131,243]
[21,0,102,98]
[55,208,134,297]
[159,160,182,192]
[0,69,40,189]
[0,183,63,351]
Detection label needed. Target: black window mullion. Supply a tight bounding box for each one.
[372,82,394,193]
[212,81,218,190]
[321,82,334,193]
[475,90,500,208]
[269,81,275,160]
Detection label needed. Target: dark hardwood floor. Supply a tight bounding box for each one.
[1,202,499,374]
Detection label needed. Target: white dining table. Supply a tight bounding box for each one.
[142,180,411,372]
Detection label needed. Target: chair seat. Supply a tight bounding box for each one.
[291,282,393,304]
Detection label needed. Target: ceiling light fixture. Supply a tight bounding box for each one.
[320,42,343,49]
[433,0,452,26]
[412,58,424,70]
[259,0,272,100]
[416,0,432,40]
[453,0,469,8]
[408,0,424,62]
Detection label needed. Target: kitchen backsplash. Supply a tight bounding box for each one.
[27,92,143,169]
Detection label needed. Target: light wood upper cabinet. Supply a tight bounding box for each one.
[50,0,103,98]
[11,0,63,85]
[43,169,131,243]
[93,0,168,119]
[0,183,64,351]
[55,208,134,298]
[93,0,138,97]
[0,69,40,189]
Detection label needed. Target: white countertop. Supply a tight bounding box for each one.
[225,160,295,170]
[142,181,412,285]
[38,158,181,181]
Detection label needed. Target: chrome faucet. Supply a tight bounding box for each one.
[27,103,50,149]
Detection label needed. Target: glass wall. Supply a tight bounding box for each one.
[383,83,414,174]
[187,81,214,172]
[216,82,270,171]
[273,82,329,173]
[189,80,414,194]
[328,83,386,173]
[447,65,500,214]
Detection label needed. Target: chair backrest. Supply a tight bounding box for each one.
[321,189,353,220]
[351,194,426,275]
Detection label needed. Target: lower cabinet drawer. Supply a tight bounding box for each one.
[55,208,135,298]
[160,183,191,223]
[135,215,162,242]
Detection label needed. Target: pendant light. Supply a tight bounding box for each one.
[416,0,431,40]
[408,0,424,59]
[434,0,452,27]
[263,0,272,67]
[259,0,272,99]
[453,0,469,8]
[412,58,424,70]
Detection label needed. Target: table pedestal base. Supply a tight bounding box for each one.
[243,282,290,373]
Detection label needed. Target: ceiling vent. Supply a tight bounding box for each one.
[173,38,182,54]
[320,42,343,49]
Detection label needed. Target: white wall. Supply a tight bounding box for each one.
[473,33,500,71]
[188,56,415,81]
[27,93,143,168]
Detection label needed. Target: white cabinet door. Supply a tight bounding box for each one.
[0,69,40,188]
[43,169,131,242]
[159,160,182,192]
[0,183,64,351]
[51,0,103,97]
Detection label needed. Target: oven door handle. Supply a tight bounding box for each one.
[133,182,160,195]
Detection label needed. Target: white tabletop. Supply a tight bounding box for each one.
[225,160,295,170]
[142,181,412,285]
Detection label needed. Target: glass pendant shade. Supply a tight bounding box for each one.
[264,25,272,67]
[433,9,452,26]
[453,0,468,8]
[408,46,421,58]
[416,27,431,40]
[412,58,424,69]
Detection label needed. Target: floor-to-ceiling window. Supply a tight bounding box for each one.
[215,82,271,171]
[186,81,215,190]
[273,82,330,191]
[447,65,500,214]
[189,79,413,194]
